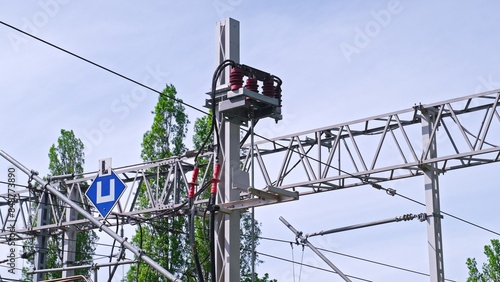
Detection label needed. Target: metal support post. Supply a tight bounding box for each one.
[63,185,78,277]
[421,107,445,282]
[216,121,241,282]
[250,114,256,282]
[34,191,50,282]
[0,150,180,282]
[215,18,241,282]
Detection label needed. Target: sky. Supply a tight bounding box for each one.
[1,0,500,281]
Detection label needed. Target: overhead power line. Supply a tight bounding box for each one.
[255,250,372,282]
[258,236,458,282]
[0,20,208,115]
[3,18,494,241]
[371,184,500,237]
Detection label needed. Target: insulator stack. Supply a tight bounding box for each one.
[275,85,282,106]
[245,77,259,93]
[229,68,244,90]
[188,167,200,199]
[210,163,221,194]
[262,78,275,98]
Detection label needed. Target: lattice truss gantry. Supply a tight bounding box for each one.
[0,153,219,245]
[0,89,499,281]
[2,89,500,238]
[236,89,500,202]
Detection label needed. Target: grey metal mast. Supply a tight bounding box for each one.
[34,190,49,282]
[62,185,78,278]
[421,106,445,282]
[214,17,241,282]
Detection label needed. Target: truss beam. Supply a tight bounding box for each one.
[242,90,500,195]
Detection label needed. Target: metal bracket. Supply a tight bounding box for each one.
[248,186,299,201]
[218,88,282,124]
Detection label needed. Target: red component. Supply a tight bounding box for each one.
[275,86,282,105]
[230,68,244,91]
[188,167,200,199]
[262,78,275,97]
[245,77,259,93]
[210,163,221,194]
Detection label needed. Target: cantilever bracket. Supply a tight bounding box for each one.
[248,186,299,201]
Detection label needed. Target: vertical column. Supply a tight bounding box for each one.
[215,18,241,282]
[34,192,50,282]
[421,107,445,282]
[62,186,78,277]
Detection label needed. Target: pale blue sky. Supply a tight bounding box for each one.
[1,1,500,281]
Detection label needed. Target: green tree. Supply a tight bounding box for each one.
[242,273,278,282]
[47,129,98,279]
[23,129,97,280]
[467,239,500,282]
[127,85,190,281]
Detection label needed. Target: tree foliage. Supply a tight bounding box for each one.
[242,273,278,282]
[127,85,190,281]
[48,129,97,279]
[467,239,500,282]
[48,129,85,176]
[141,84,188,160]
[23,129,97,280]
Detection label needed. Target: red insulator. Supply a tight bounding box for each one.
[262,78,275,98]
[210,163,221,194]
[275,86,282,105]
[245,77,259,93]
[188,167,200,199]
[230,68,244,91]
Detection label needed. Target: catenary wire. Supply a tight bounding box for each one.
[0,16,392,282]
[373,185,500,237]
[2,13,461,238]
[1,16,497,280]
[0,20,208,116]
[298,244,304,282]
[0,2,496,240]
[254,250,372,282]
[259,236,456,282]
[257,236,458,281]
